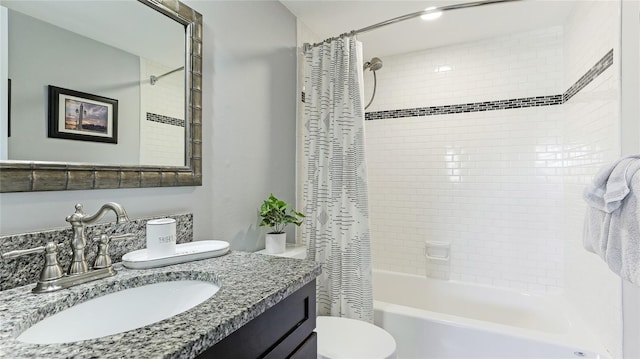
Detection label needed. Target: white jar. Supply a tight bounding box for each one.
[146,218,176,258]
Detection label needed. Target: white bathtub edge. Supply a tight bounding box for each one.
[372,269,612,359]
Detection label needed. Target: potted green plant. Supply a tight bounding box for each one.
[259,194,305,254]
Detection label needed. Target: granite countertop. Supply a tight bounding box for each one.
[0,251,322,358]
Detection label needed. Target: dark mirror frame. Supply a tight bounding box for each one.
[0,0,202,192]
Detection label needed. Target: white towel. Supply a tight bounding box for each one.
[583,155,640,285]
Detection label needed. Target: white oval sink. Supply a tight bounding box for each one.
[17,280,220,344]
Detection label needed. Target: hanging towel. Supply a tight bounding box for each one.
[583,155,640,285]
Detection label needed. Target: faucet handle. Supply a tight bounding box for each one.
[92,233,136,269]
[1,242,64,282]
[2,245,47,260]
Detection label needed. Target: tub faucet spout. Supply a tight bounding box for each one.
[65,202,129,275]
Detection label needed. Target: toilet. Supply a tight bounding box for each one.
[316,316,396,359]
[257,244,397,359]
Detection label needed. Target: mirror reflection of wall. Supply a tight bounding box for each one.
[140,59,185,167]
[7,9,141,165]
[0,1,185,167]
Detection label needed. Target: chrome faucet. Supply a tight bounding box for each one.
[1,202,134,293]
[65,202,129,275]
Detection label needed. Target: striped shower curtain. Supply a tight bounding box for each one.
[299,36,373,322]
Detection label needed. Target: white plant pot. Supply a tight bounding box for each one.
[265,233,286,254]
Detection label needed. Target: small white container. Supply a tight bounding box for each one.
[424,240,451,261]
[146,218,176,258]
[265,233,286,254]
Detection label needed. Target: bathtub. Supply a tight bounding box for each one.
[372,270,611,359]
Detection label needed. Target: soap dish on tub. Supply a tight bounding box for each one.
[122,240,230,269]
[424,241,451,262]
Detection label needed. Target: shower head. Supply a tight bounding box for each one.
[364,57,383,110]
[363,57,383,72]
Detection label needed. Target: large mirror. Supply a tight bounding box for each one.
[0,0,202,192]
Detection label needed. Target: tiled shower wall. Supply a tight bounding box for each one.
[562,1,621,357]
[366,27,566,293]
[365,27,563,112]
[364,2,621,355]
[139,58,185,166]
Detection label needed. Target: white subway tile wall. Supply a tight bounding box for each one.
[140,120,185,166]
[365,1,621,356]
[562,1,621,357]
[366,27,566,293]
[364,27,564,112]
[367,107,565,292]
[139,58,186,166]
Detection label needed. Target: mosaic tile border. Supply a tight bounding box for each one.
[366,95,563,120]
[365,49,614,121]
[146,112,185,127]
[563,49,613,102]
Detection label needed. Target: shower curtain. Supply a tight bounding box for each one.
[299,36,373,322]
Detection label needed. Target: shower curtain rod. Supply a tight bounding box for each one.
[302,0,522,52]
[150,66,185,85]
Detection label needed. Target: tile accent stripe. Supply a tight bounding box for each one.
[366,95,563,120]
[563,49,613,102]
[146,112,185,127]
[365,49,613,121]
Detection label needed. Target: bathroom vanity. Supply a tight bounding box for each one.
[0,251,321,358]
[200,278,317,358]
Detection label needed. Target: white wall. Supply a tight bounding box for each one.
[206,0,298,250]
[365,27,565,293]
[562,1,621,357]
[0,0,298,253]
[620,1,640,358]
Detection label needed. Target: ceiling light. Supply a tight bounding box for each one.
[421,7,442,21]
